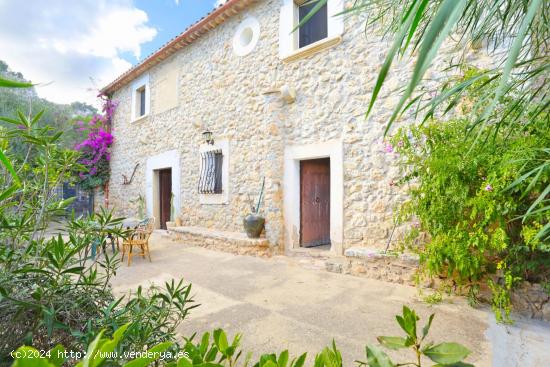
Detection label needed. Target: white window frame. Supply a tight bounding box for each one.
[131,74,150,122]
[279,0,344,59]
[199,139,229,205]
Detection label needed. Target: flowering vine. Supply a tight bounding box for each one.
[75,93,117,191]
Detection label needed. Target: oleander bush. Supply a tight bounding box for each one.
[0,80,197,364]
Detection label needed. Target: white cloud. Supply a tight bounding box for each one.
[0,0,157,105]
[214,0,227,6]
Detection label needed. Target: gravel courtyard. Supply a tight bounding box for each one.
[111,232,550,367]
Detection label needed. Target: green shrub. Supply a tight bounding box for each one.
[0,97,197,363]
[391,103,549,321]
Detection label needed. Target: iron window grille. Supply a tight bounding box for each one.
[198,149,223,194]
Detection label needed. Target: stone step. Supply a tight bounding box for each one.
[337,247,419,285]
[344,247,419,263]
[286,247,333,259]
[169,226,274,257]
[285,247,346,272]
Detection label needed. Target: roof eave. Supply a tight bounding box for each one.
[101,0,257,95]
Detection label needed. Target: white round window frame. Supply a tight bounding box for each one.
[233,17,260,56]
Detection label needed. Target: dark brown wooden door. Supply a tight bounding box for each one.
[300,158,330,247]
[158,169,172,230]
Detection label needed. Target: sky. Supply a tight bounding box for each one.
[0,0,227,105]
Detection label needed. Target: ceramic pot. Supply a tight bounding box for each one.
[243,213,265,238]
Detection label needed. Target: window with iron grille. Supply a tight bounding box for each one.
[198,150,223,194]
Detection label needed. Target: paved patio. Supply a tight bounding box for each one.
[111,232,550,367]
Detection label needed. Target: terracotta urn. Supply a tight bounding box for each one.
[243,213,265,238]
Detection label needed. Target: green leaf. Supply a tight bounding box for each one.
[365,345,394,367]
[31,110,45,125]
[422,313,435,340]
[124,342,173,367]
[481,0,543,122]
[534,221,550,241]
[76,330,105,367]
[47,345,66,367]
[213,329,228,353]
[376,336,408,350]
[61,266,85,274]
[0,184,18,202]
[262,361,278,367]
[0,116,25,125]
[278,350,289,367]
[396,306,418,340]
[56,197,76,209]
[0,150,20,185]
[291,353,307,367]
[366,0,421,118]
[385,0,467,134]
[177,356,193,367]
[423,342,470,364]
[403,0,430,52]
[0,76,33,88]
[200,332,210,356]
[525,184,550,219]
[204,346,219,362]
[260,353,277,367]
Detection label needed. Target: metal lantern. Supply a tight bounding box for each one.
[202,130,214,145]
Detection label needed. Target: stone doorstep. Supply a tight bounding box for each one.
[322,247,420,286]
[286,247,334,259]
[344,246,419,264]
[169,226,270,247]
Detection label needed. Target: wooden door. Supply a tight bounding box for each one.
[158,169,172,230]
[300,158,330,247]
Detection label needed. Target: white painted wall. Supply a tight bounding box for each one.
[283,139,344,254]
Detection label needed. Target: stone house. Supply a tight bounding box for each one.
[101,0,426,268]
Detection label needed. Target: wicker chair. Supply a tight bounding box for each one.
[121,217,155,266]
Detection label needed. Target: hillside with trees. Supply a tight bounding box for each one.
[0,60,97,149]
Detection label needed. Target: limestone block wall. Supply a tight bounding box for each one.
[106,0,490,252]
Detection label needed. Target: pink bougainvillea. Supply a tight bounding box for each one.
[75,93,118,190]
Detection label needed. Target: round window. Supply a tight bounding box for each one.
[233,17,260,56]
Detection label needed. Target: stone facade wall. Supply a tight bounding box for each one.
[106,0,486,253]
